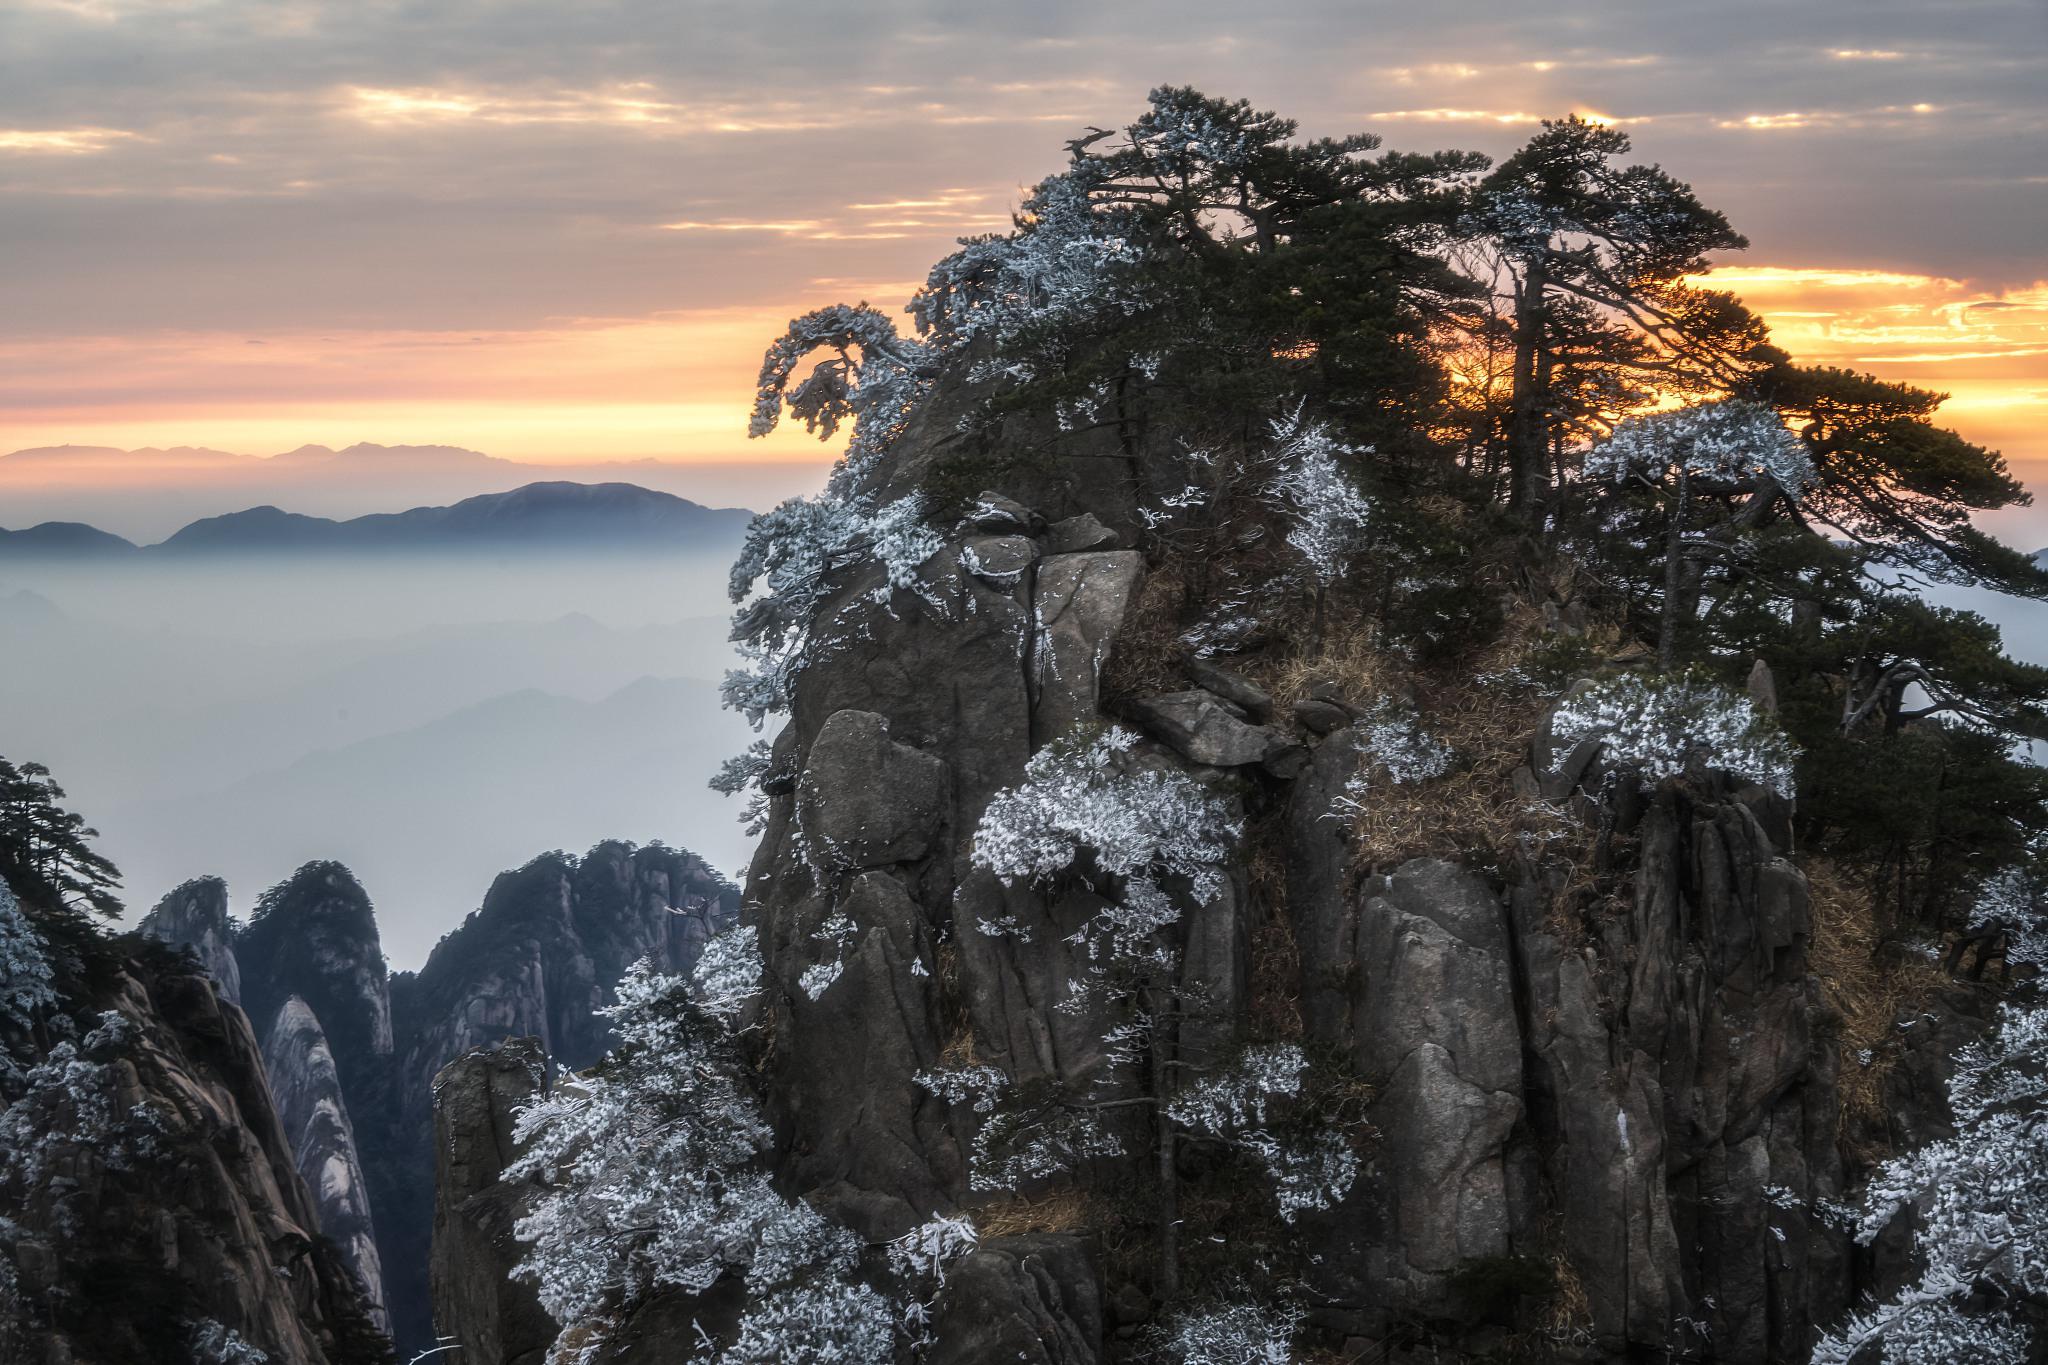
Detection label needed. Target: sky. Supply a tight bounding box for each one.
[1,0,2044,513]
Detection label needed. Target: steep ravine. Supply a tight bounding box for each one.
[142,840,739,1356]
[0,940,386,1364]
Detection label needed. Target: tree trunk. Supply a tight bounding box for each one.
[1657,467,1691,672]
[1146,992,1180,1302]
[1506,259,1551,525]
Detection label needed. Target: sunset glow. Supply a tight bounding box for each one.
[2,1,2042,506]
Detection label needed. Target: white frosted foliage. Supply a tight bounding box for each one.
[1265,404,1374,587]
[971,727,1239,901]
[509,929,891,1361]
[1585,398,1813,495]
[1812,958,2048,1363]
[1156,1296,1304,1364]
[0,879,55,1039]
[1550,673,1797,797]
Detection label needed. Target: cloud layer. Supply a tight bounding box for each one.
[1,0,2042,489]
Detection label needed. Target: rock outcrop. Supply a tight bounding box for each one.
[429,1039,554,1365]
[425,481,1874,1364]
[265,996,390,1333]
[140,874,243,1004]
[234,861,401,1336]
[133,842,736,1357]
[0,946,386,1364]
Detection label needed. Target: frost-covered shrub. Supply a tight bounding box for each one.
[886,1214,979,1285]
[188,1320,268,1365]
[721,491,944,727]
[1153,1295,1304,1364]
[972,728,1239,901]
[955,1079,1127,1194]
[709,739,776,836]
[913,171,1144,352]
[1585,398,1813,494]
[0,1011,162,1192]
[1812,985,2048,1363]
[1264,404,1373,587]
[1165,1043,1304,1133]
[749,303,931,483]
[1349,701,1454,788]
[720,298,946,740]
[0,880,55,1045]
[721,1277,896,1365]
[1166,1044,1357,1221]
[1550,673,1797,797]
[1969,867,2046,971]
[509,929,889,1361]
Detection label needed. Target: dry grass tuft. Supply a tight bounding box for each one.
[1538,1250,1595,1350]
[1806,856,1948,1155]
[1101,560,1195,704]
[1308,605,1594,876]
[973,1186,1095,1238]
[1257,622,1405,714]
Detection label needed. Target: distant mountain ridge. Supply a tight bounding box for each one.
[0,520,140,556]
[0,440,817,543]
[0,480,751,556]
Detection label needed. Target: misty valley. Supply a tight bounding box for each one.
[0,481,756,965]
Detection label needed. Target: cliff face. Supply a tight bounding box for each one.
[0,945,386,1364]
[427,1039,555,1365]
[138,842,736,1357]
[263,996,390,1335]
[424,468,1885,1362]
[238,861,396,1105]
[139,875,242,1004]
[393,841,733,1100]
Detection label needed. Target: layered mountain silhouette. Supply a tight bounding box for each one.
[0,440,809,541]
[0,480,750,556]
[0,520,140,556]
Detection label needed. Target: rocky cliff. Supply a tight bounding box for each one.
[737,490,1844,1360]
[139,875,242,1004]
[0,938,387,1364]
[424,472,1918,1363]
[263,996,391,1336]
[144,842,738,1355]
[428,1039,555,1365]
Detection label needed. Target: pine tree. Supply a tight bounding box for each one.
[0,757,122,922]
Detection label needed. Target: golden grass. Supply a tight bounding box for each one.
[1540,1250,1594,1346]
[973,1186,1095,1238]
[1278,605,1599,878]
[1805,857,1949,1156]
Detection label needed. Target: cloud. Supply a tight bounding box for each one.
[0,126,133,153]
[0,0,2040,480]
[1707,264,2048,466]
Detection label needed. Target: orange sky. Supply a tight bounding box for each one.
[2,264,2040,488]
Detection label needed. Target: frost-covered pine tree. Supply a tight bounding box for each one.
[720,306,945,738]
[508,926,899,1362]
[1584,398,1813,667]
[925,727,1354,1297]
[0,880,55,1072]
[1812,894,2048,1362]
[1549,672,1797,797]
